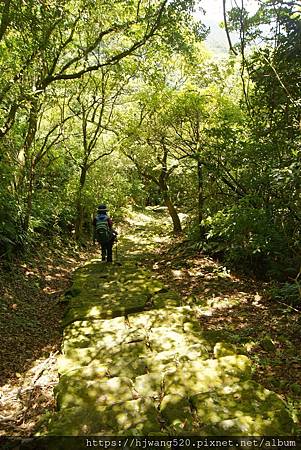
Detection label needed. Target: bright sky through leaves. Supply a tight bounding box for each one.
[198,0,259,23]
[195,0,259,53]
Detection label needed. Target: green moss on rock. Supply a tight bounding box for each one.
[191,381,293,435]
[134,372,164,398]
[56,376,134,410]
[164,356,251,397]
[214,342,238,358]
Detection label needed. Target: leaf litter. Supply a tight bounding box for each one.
[0,242,96,436]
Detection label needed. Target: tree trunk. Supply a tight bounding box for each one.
[21,100,39,233]
[23,164,35,233]
[159,176,182,234]
[164,193,182,235]
[197,157,205,240]
[75,165,87,241]
[158,142,182,235]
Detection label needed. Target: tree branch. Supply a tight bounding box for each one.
[44,0,168,85]
[223,0,238,55]
[0,0,10,41]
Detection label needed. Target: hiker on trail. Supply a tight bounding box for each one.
[93,204,117,263]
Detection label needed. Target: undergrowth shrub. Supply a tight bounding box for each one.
[200,201,298,280]
[0,194,25,259]
[270,282,301,307]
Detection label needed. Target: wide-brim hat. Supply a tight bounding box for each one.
[97,204,108,212]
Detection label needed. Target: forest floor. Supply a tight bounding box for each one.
[0,209,300,436]
[0,239,95,436]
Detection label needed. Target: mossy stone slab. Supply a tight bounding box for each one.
[63,335,126,360]
[127,306,195,331]
[51,388,163,436]
[148,327,188,352]
[56,365,109,381]
[204,411,293,436]
[123,327,148,343]
[134,372,164,398]
[178,343,210,362]
[191,380,294,435]
[183,320,204,334]
[164,356,252,397]
[143,350,178,371]
[63,329,128,353]
[102,398,161,434]
[58,339,150,376]
[63,316,128,341]
[57,355,148,379]
[63,294,148,325]
[94,316,128,333]
[122,276,165,295]
[106,357,148,378]
[57,347,114,375]
[148,328,209,357]
[47,398,159,435]
[56,376,134,409]
[67,285,150,306]
[214,342,238,358]
[46,407,108,435]
[120,340,150,356]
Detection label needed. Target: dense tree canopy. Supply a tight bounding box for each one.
[0,0,300,290]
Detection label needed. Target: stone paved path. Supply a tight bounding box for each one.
[46,214,293,436]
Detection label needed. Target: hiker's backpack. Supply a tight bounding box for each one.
[95,213,111,244]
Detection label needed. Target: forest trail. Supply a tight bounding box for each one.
[45,210,294,436]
